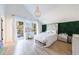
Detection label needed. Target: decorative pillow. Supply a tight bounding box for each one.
[58,33,68,42]
[46,30,56,33]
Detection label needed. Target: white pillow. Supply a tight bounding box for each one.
[58,33,68,39]
[47,30,56,33]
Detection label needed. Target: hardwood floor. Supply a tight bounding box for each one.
[34,40,72,55]
[47,40,72,55]
[0,40,72,55]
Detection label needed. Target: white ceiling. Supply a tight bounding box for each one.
[24,4,79,24]
[4,4,34,20]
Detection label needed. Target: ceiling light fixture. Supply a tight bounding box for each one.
[34,5,41,17]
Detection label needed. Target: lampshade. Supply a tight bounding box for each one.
[34,5,41,17]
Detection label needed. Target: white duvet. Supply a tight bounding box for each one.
[34,31,57,47]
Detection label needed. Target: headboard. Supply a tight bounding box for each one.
[58,21,79,36]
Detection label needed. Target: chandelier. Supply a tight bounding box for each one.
[34,5,41,17]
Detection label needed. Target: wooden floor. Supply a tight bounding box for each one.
[47,40,72,55]
[0,40,72,55]
[34,40,72,55]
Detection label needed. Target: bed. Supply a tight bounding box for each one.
[34,30,57,47]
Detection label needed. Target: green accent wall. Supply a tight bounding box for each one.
[42,25,47,32]
[58,21,79,36]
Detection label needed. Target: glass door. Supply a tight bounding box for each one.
[15,19,37,40]
[16,21,24,40]
[32,23,37,35]
[25,21,33,39]
[25,22,37,39]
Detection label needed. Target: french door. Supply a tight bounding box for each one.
[16,21,25,40]
[16,21,37,40]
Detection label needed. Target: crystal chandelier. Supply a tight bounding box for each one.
[34,5,41,17]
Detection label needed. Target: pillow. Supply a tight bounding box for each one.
[47,30,56,33]
[58,33,68,39]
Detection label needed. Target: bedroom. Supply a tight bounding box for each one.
[0,4,79,55]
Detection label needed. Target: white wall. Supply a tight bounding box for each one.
[4,16,14,46]
[47,23,58,33]
[37,21,42,34]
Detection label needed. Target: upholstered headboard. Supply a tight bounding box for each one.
[58,21,79,36]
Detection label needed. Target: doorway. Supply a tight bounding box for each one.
[16,21,24,40]
[1,18,3,40]
[25,22,37,39]
[0,18,3,48]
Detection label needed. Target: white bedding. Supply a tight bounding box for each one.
[34,31,57,47]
